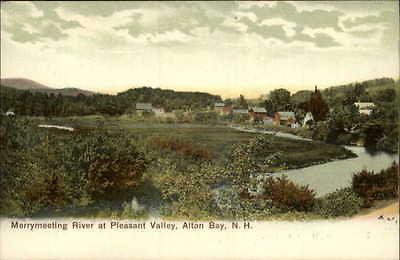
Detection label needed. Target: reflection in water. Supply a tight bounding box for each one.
[275,146,399,197]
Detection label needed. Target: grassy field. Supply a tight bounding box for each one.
[37,115,355,169]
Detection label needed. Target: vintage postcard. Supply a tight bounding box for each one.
[0,1,399,259]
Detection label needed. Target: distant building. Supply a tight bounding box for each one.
[249,107,268,122]
[222,105,233,115]
[354,102,375,116]
[302,112,314,127]
[274,111,296,126]
[263,117,274,125]
[136,103,153,114]
[291,122,301,129]
[152,107,165,116]
[233,109,248,114]
[5,111,15,117]
[214,102,225,114]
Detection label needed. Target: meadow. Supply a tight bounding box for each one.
[37,115,354,169]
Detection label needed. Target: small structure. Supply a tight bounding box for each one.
[354,102,375,116]
[136,103,153,114]
[233,109,248,114]
[291,122,301,129]
[249,107,268,122]
[302,112,314,128]
[5,111,15,117]
[263,117,274,125]
[222,105,233,115]
[274,111,296,126]
[214,102,225,114]
[152,107,165,116]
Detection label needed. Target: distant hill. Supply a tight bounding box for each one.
[321,77,396,105]
[0,78,95,96]
[0,78,51,90]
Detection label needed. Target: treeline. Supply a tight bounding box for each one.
[0,86,222,117]
[322,77,396,106]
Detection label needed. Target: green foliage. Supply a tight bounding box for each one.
[153,160,223,219]
[268,88,291,112]
[0,85,222,117]
[352,162,399,207]
[0,118,147,216]
[313,188,362,217]
[214,187,277,219]
[193,111,218,124]
[303,88,329,121]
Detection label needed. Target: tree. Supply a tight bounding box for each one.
[238,94,248,109]
[267,88,291,112]
[305,86,329,121]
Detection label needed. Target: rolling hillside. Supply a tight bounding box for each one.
[0,78,95,96]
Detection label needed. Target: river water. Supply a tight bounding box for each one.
[274,146,398,197]
[231,125,399,197]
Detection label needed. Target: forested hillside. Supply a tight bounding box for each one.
[0,85,222,116]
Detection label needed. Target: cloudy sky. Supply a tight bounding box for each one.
[1,1,398,98]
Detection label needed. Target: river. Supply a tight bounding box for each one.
[231,125,399,197]
[274,146,398,196]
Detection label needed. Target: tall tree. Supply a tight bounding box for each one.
[306,86,329,121]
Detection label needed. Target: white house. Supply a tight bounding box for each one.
[136,103,153,114]
[214,102,225,114]
[354,102,375,116]
[5,111,15,117]
[152,107,165,116]
[302,112,314,127]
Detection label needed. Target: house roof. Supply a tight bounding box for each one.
[215,102,225,107]
[276,111,295,119]
[136,103,152,110]
[250,107,267,113]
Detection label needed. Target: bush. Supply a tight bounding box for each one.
[0,119,148,216]
[153,161,219,219]
[352,162,399,207]
[259,175,316,212]
[313,188,362,217]
[214,186,278,219]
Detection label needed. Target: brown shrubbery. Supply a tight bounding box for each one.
[148,137,214,160]
[260,176,316,212]
[352,162,399,207]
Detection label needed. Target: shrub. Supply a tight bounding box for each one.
[313,188,362,217]
[352,162,399,207]
[260,175,316,212]
[214,186,277,219]
[154,162,218,219]
[0,119,148,216]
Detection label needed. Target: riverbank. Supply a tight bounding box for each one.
[353,200,399,220]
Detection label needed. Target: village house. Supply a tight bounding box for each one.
[222,104,233,115]
[135,103,153,114]
[354,102,375,116]
[4,111,15,117]
[263,117,274,125]
[152,107,165,116]
[302,112,314,128]
[214,102,225,114]
[249,107,268,122]
[274,111,296,127]
[232,109,248,114]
